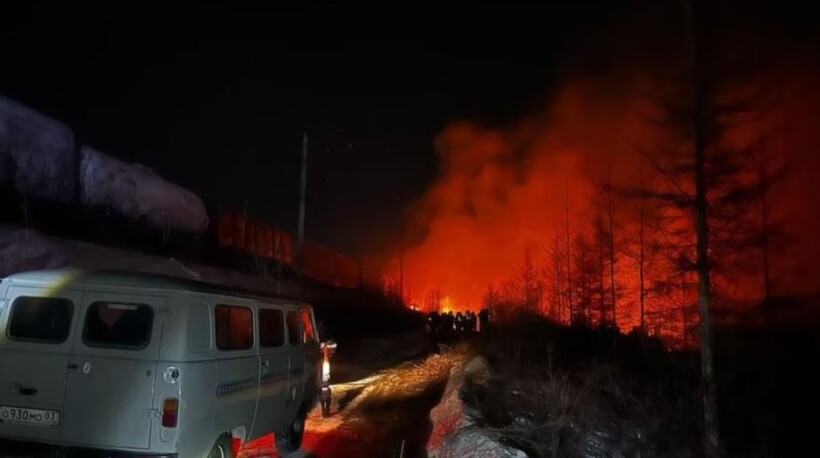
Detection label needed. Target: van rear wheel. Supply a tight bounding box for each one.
[208,434,234,458]
[276,407,306,455]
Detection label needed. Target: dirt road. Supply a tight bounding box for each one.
[239,349,469,458]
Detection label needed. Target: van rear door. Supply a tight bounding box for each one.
[251,304,289,439]
[284,308,304,415]
[298,306,321,405]
[62,292,165,450]
[0,286,81,443]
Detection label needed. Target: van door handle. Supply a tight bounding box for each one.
[262,360,270,367]
[67,364,79,370]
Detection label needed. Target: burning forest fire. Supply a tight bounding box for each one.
[398,82,661,324]
[388,63,820,345]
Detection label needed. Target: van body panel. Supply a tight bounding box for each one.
[0,286,82,444]
[167,361,215,458]
[184,299,212,355]
[62,292,165,450]
[213,356,258,442]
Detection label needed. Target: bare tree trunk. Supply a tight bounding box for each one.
[638,164,647,334]
[565,185,574,323]
[577,235,588,323]
[759,136,771,302]
[607,167,618,328]
[685,1,721,455]
[555,247,563,321]
[598,216,607,326]
[548,236,565,322]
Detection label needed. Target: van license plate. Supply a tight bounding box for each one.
[0,406,60,426]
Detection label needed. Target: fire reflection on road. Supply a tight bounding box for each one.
[239,349,468,458]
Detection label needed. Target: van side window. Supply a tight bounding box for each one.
[300,308,317,344]
[286,311,300,346]
[259,309,285,347]
[215,305,253,350]
[7,296,74,344]
[83,302,153,349]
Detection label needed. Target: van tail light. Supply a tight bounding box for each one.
[162,398,179,428]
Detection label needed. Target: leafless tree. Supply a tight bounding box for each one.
[571,228,598,326]
[596,213,608,326]
[565,184,574,321]
[517,248,543,313]
[543,234,566,322]
[482,283,502,316]
[619,159,655,335]
[614,1,781,453]
[637,165,647,334]
[633,1,776,453]
[606,167,618,328]
[424,285,443,312]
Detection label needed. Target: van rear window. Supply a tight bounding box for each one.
[300,308,317,344]
[259,309,285,348]
[83,302,153,349]
[215,305,253,350]
[7,297,74,344]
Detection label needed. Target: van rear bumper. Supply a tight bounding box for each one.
[0,438,177,458]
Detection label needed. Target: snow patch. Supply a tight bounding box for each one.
[426,356,526,458]
[0,225,296,296]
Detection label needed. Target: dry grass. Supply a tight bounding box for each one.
[469,364,675,457]
[353,344,472,410]
[465,313,700,457]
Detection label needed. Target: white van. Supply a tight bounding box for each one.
[0,269,322,457]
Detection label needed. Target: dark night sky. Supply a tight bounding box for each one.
[0,1,677,256]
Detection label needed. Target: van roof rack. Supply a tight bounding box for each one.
[2,269,304,304]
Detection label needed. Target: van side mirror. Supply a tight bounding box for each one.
[321,339,337,356]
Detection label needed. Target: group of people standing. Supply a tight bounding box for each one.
[425,308,490,342]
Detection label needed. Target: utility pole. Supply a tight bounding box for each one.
[275,230,283,295]
[297,133,308,273]
[242,199,249,248]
